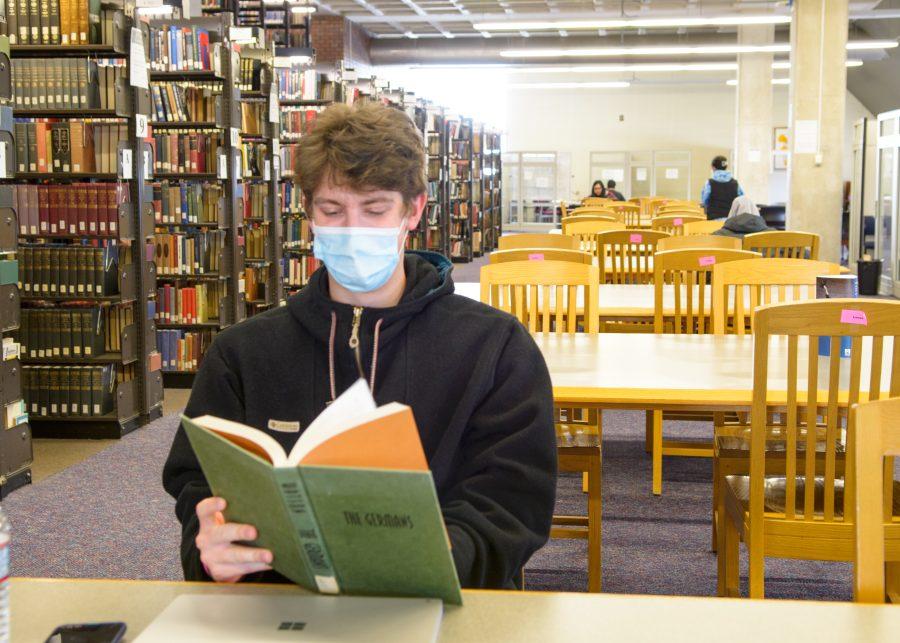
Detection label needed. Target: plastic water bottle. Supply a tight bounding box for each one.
[0,506,9,643]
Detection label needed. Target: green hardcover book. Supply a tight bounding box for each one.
[71,307,82,357]
[0,258,17,285]
[59,309,71,357]
[182,379,462,605]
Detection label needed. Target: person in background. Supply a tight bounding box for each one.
[700,156,743,219]
[606,180,625,201]
[713,195,771,239]
[588,180,607,198]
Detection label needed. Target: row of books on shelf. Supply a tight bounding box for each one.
[240,141,269,178]
[151,131,220,175]
[22,364,121,418]
[152,181,221,225]
[5,0,118,46]
[450,183,470,200]
[276,68,319,101]
[280,108,318,140]
[152,230,225,276]
[450,163,472,180]
[237,57,266,93]
[243,265,267,302]
[13,183,126,237]
[282,255,318,288]
[427,136,441,155]
[282,217,310,248]
[156,282,221,324]
[158,328,211,372]
[241,183,269,220]
[148,24,214,72]
[243,226,266,260]
[240,102,268,135]
[427,158,442,182]
[18,245,122,298]
[12,59,121,111]
[18,303,132,360]
[280,182,302,213]
[279,143,296,178]
[447,121,471,140]
[150,82,218,123]
[15,121,125,174]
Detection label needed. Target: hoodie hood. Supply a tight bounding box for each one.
[711,169,735,182]
[714,212,771,238]
[288,250,454,345]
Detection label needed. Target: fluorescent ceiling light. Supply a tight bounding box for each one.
[476,14,790,32]
[136,5,174,16]
[510,62,738,73]
[509,81,631,89]
[726,78,790,86]
[500,40,895,58]
[291,5,316,13]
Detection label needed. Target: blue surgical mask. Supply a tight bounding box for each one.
[312,221,407,293]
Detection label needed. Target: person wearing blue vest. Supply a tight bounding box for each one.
[700,156,743,219]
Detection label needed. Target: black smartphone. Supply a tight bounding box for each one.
[44,622,127,643]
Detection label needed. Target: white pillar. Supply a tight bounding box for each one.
[734,24,774,205]
[787,0,849,263]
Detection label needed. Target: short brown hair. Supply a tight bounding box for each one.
[296,102,426,205]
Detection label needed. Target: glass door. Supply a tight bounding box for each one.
[502,152,521,227]
[520,153,557,227]
[653,151,692,200]
[590,151,629,198]
[875,110,900,296]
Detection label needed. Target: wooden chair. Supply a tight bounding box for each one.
[718,299,900,599]
[651,213,706,236]
[490,248,593,265]
[646,248,761,495]
[479,260,602,592]
[710,257,845,548]
[683,219,725,236]
[711,258,843,335]
[559,202,568,219]
[562,219,626,254]
[607,202,643,227]
[568,206,619,219]
[498,234,579,251]
[657,234,740,251]
[742,231,820,260]
[852,397,900,603]
[658,204,704,216]
[595,229,670,285]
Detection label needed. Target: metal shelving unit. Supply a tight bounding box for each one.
[447,116,474,262]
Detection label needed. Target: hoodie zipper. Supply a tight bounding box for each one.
[349,306,363,350]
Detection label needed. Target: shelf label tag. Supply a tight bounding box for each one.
[120,148,133,179]
[269,86,279,123]
[135,114,148,139]
[143,149,152,180]
[217,152,227,179]
[234,154,242,180]
[129,28,149,89]
[264,159,270,181]
[0,142,7,179]
[230,127,240,147]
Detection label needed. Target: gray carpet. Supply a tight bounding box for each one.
[3,411,858,599]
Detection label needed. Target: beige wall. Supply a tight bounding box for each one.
[504,82,872,204]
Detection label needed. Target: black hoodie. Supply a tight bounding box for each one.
[162,251,558,589]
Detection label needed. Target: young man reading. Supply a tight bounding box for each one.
[162,103,558,589]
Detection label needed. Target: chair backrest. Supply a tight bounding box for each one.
[743,231,821,260]
[653,249,760,334]
[683,219,724,236]
[489,248,593,265]
[568,206,618,219]
[711,258,843,335]
[658,204,704,216]
[581,197,611,207]
[498,233,579,251]
[606,202,643,227]
[748,301,900,552]
[852,397,900,603]
[562,219,627,253]
[656,234,741,251]
[651,214,706,236]
[594,229,670,284]
[479,260,600,333]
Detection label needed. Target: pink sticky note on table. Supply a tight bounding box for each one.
[699,255,716,266]
[673,218,684,226]
[840,309,868,325]
[528,253,544,261]
[629,233,643,243]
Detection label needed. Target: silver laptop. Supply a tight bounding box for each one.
[134,594,443,643]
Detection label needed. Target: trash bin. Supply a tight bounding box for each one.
[857,259,883,296]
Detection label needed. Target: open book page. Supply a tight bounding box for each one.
[286,378,377,464]
[188,415,289,466]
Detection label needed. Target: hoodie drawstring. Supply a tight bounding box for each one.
[328,310,383,402]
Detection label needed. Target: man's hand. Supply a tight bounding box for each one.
[195,497,274,582]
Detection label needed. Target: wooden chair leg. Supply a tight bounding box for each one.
[652,410,663,495]
[886,562,900,604]
[721,508,740,598]
[645,410,653,453]
[711,455,719,553]
[748,534,765,599]
[587,453,602,593]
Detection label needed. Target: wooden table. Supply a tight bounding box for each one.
[536,332,893,495]
[10,578,900,642]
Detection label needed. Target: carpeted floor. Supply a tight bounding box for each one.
[5,410,857,599]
